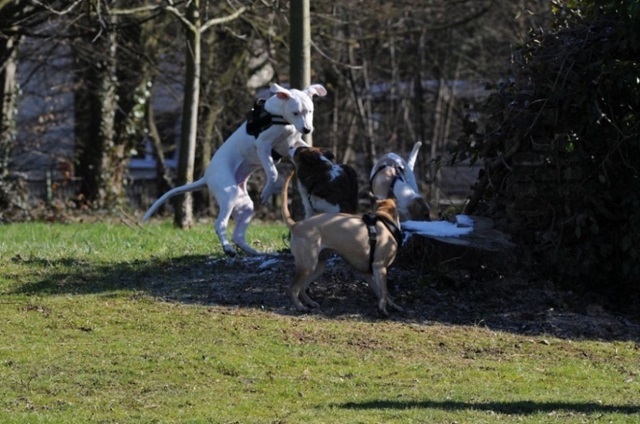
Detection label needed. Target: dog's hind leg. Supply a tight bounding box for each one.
[214,208,237,257]
[230,190,260,256]
[212,183,241,257]
[211,178,259,257]
[290,258,324,311]
[299,259,325,309]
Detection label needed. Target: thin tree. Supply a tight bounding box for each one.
[0,20,19,210]
[163,0,245,228]
[289,0,311,144]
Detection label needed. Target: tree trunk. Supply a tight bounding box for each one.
[290,0,311,144]
[0,33,19,210]
[173,0,201,228]
[75,22,118,209]
[112,17,152,209]
[290,0,310,89]
[193,29,218,216]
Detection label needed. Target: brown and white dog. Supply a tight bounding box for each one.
[370,141,431,222]
[288,145,359,218]
[281,171,404,315]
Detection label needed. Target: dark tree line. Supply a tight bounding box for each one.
[1,0,548,222]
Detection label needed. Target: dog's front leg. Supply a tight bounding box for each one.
[256,141,279,204]
[370,266,403,316]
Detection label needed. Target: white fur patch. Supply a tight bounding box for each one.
[309,195,340,213]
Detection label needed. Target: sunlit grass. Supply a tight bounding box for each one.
[0,220,638,423]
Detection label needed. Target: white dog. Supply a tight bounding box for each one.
[370,141,431,222]
[143,83,327,256]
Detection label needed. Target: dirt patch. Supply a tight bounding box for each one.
[154,250,640,342]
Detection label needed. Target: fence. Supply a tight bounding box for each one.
[21,172,159,211]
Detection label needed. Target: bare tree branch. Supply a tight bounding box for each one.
[108,4,163,16]
[29,0,83,15]
[200,6,246,33]
[163,5,197,32]
[310,38,362,70]
[106,1,245,34]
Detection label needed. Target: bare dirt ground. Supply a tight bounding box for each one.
[153,241,640,343]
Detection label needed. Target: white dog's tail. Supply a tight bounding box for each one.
[142,177,208,222]
[281,171,296,230]
[406,141,422,171]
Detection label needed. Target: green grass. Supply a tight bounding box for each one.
[1,220,638,423]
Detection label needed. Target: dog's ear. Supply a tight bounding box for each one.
[304,84,327,98]
[320,149,335,162]
[270,83,291,100]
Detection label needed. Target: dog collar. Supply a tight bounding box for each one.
[246,99,289,137]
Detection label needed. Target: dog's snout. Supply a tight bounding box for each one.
[302,128,311,135]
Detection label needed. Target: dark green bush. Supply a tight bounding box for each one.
[460,0,640,303]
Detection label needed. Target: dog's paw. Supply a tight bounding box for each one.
[300,293,320,309]
[377,298,403,316]
[223,245,237,257]
[306,300,320,309]
[377,299,391,317]
[294,304,310,313]
[390,300,404,312]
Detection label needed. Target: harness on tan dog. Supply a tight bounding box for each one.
[246,99,289,138]
[362,212,404,271]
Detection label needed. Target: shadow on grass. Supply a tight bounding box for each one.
[10,253,293,309]
[336,399,640,416]
[9,253,640,341]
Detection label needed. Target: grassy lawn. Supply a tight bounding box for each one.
[1,220,638,423]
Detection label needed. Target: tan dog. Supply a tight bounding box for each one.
[281,171,404,315]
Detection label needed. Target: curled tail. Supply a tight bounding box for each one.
[281,171,296,230]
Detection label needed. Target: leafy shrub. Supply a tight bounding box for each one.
[459,0,640,303]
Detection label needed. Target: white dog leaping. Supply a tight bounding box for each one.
[143,83,327,256]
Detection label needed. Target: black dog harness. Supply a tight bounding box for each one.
[362,212,404,271]
[245,99,289,138]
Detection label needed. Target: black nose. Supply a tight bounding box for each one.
[302,128,311,134]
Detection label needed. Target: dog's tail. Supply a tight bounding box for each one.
[406,141,422,171]
[142,177,208,222]
[281,171,296,230]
